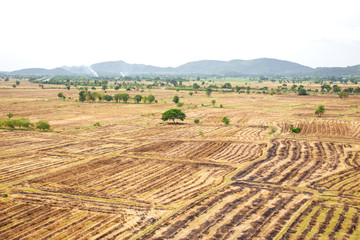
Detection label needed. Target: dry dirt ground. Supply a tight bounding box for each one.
[1,78,360,239]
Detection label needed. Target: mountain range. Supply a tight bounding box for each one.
[3,58,360,77]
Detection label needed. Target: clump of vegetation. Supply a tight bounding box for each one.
[173,95,179,104]
[290,125,301,133]
[3,194,8,198]
[35,121,50,131]
[7,112,13,119]
[220,104,223,108]
[315,105,325,117]
[194,119,200,124]
[211,100,216,106]
[0,117,34,129]
[177,102,184,107]
[161,109,186,123]
[221,117,230,125]
[93,122,101,127]
[198,130,203,135]
[298,88,308,95]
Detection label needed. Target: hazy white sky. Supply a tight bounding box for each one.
[1,0,360,71]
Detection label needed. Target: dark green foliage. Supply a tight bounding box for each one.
[194,119,200,124]
[298,88,308,95]
[222,83,232,89]
[134,95,142,103]
[290,125,301,133]
[79,90,86,102]
[173,95,180,104]
[103,95,113,101]
[7,112,13,119]
[36,121,50,131]
[206,88,212,97]
[161,109,186,123]
[58,92,64,98]
[16,80,20,85]
[333,85,341,93]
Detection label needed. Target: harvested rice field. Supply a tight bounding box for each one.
[1,78,360,239]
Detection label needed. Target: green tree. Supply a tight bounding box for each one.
[142,96,148,103]
[298,88,308,95]
[102,84,108,91]
[189,92,193,96]
[192,83,200,89]
[121,93,130,103]
[134,95,142,103]
[222,83,232,89]
[194,119,200,124]
[173,95,180,104]
[206,88,212,97]
[7,112,13,119]
[333,85,341,93]
[161,109,186,123]
[66,85,71,90]
[114,93,121,103]
[12,84,16,88]
[15,80,20,85]
[315,105,325,117]
[103,94,113,102]
[339,91,349,99]
[148,94,155,104]
[58,92,64,98]
[79,90,87,102]
[211,100,216,106]
[36,121,50,131]
[221,117,230,125]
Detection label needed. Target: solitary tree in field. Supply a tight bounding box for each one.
[161,109,186,123]
[7,112,13,119]
[211,100,216,106]
[189,92,193,96]
[315,105,325,117]
[58,92,64,98]
[173,95,180,104]
[206,88,212,97]
[221,117,230,125]
[15,80,20,85]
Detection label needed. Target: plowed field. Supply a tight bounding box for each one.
[1,80,360,239]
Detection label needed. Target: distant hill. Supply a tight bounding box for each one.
[5,58,360,77]
[91,60,173,75]
[174,58,313,75]
[10,68,72,76]
[312,65,360,77]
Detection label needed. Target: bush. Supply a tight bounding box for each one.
[290,125,301,133]
[177,102,184,107]
[93,122,101,127]
[194,119,200,124]
[221,117,230,125]
[173,95,179,104]
[36,121,50,131]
